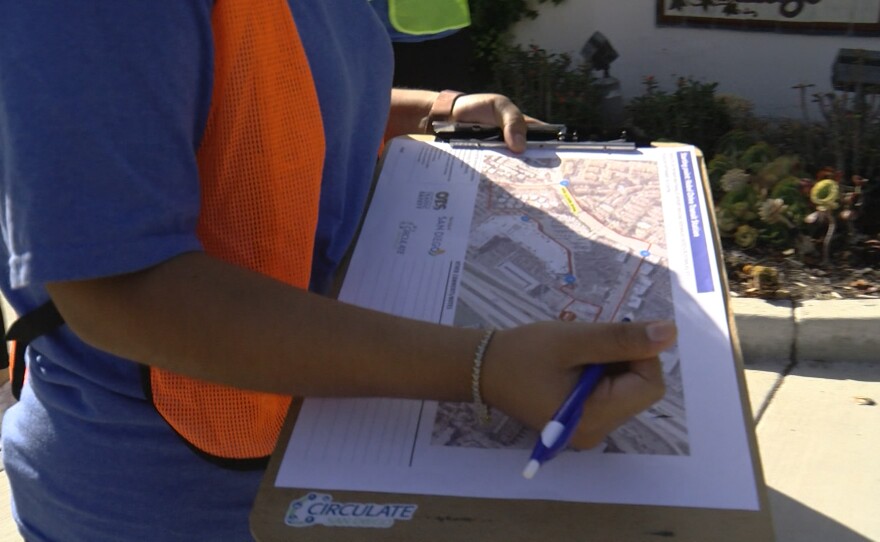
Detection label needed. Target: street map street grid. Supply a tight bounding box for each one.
[433,151,688,456]
[274,137,759,511]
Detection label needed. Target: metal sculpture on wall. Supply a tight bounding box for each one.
[657,0,880,34]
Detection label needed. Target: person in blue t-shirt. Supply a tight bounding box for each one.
[0,2,674,541]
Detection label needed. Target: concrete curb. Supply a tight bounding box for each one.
[731,297,880,364]
[732,298,795,363]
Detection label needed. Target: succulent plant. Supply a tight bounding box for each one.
[720,183,758,212]
[699,82,878,269]
[756,155,802,191]
[732,202,754,221]
[758,198,794,228]
[739,142,777,172]
[720,168,750,193]
[805,178,842,266]
[769,176,810,221]
[734,224,758,249]
[715,208,739,236]
[758,222,792,247]
[810,179,839,210]
[708,153,736,194]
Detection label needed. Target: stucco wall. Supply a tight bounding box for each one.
[513,3,879,118]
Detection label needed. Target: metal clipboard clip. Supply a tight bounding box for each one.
[431,122,638,152]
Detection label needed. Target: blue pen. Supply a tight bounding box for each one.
[522,318,629,479]
[522,363,605,479]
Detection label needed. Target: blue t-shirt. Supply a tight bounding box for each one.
[0,2,393,541]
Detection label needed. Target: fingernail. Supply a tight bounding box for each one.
[646,321,676,342]
[513,133,526,150]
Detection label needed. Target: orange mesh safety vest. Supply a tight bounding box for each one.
[144,0,325,465]
[4,0,325,468]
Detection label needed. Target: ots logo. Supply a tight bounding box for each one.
[285,493,418,529]
[416,191,450,210]
[433,191,449,210]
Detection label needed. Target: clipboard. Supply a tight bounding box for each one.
[250,130,774,541]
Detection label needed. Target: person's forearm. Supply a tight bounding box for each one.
[384,88,439,141]
[47,250,676,450]
[46,251,479,401]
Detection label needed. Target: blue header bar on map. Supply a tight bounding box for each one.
[677,151,714,294]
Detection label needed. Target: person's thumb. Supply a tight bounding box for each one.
[560,320,677,368]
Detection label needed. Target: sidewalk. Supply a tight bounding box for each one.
[749,357,879,541]
[0,297,876,541]
[732,297,879,541]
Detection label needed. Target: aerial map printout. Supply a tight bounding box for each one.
[276,137,759,511]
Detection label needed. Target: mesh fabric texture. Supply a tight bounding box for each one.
[148,0,325,462]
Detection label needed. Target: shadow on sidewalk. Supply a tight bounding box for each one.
[790,359,880,383]
[770,489,873,541]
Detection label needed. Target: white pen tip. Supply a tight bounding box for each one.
[522,460,540,479]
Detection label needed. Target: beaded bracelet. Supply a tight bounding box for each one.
[471,329,496,425]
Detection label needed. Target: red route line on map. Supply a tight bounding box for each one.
[609,255,649,322]
[485,183,605,318]
[558,297,603,322]
[564,187,657,322]
[485,184,575,272]
[524,214,608,314]
[485,175,657,323]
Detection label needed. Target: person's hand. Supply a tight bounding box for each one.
[481,320,675,450]
[449,93,538,154]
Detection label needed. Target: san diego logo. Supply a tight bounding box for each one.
[429,215,451,256]
[285,492,418,528]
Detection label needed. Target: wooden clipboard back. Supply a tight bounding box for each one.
[250,140,775,541]
[252,399,773,541]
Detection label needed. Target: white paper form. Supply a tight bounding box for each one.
[276,138,759,511]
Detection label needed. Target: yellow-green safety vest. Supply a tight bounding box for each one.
[387,0,470,35]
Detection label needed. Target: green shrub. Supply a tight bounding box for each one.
[491,43,602,130]
[626,76,732,154]
[468,0,566,89]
